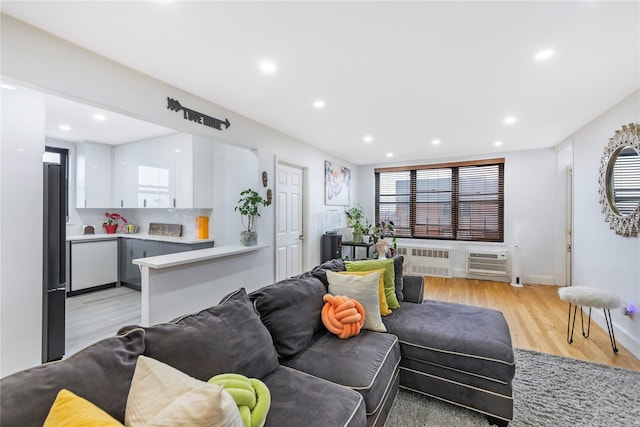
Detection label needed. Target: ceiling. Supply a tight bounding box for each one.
[2,1,638,165]
[44,94,176,144]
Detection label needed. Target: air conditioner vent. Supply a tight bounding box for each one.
[467,251,508,276]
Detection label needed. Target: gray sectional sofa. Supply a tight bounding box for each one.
[0,257,515,426]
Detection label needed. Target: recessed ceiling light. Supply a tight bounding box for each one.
[386,152,394,158]
[93,113,106,121]
[1,84,16,90]
[259,61,277,74]
[59,125,71,131]
[494,141,503,147]
[363,135,373,143]
[504,116,516,124]
[174,149,181,153]
[313,100,325,109]
[535,49,554,61]
[432,139,441,145]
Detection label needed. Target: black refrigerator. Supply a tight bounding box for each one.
[43,162,66,362]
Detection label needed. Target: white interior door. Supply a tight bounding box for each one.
[275,163,303,281]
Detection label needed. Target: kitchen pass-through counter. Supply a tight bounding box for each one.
[66,233,215,244]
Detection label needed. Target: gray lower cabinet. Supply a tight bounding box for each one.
[119,239,214,290]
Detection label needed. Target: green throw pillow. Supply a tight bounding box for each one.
[345,259,399,309]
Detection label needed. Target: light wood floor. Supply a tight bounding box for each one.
[65,286,141,357]
[424,276,640,371]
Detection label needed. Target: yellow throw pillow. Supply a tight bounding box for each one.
[43,389,124,427]
[345,258,399,309]
[337,269,392,316]
[125,355,244,427]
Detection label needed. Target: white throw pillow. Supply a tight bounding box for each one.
[125,355,244,427]
[326,270,387,332]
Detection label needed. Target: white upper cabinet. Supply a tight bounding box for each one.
[112,133,213,209]
[76,142,113,208]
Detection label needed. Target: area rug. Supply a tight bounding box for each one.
[386,348,640,426]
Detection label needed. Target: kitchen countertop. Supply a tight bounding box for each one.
[66,233,215,245]
[133,243,268,269]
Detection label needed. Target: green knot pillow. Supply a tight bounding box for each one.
[345,258,399,309]
[208,374,271,427]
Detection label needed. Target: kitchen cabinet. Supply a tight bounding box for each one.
[69,239,118,295]
[112,133,213,209]
[120,239,214,290]
[76,142,113,208]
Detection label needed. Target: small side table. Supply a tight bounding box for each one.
[558,286,621,354]
[341,241,373,260]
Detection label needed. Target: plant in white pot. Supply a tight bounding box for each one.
[235,189,270,246]
[345,204,367,243]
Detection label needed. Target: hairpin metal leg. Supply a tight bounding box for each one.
[581,307,592,338]
[603,308,619,354]
[567,303,578,344]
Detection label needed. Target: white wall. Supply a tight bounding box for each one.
[0,14,357,373]
[571,90,640,358]
[1,86,46,376]
[357,148,558,284]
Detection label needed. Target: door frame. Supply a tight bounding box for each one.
[274,156,309,276]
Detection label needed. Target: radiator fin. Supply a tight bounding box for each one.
[399,246,452,278]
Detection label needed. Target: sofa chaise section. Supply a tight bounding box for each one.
[385,275,515,426]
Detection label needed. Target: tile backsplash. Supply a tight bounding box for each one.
[69,208,213,238]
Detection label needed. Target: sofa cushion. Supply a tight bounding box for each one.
[0,328,145,425]
[392,256,404,302]
[125,356,243,427]
[119,288,279,381]
[250,275,327,357]
[44,389,124,427]
[345,259,399,309]
[326,270,386,332]
[282,331,400,416]
[261,366,366,427]
[382,300,515,382]
[310,258,346,286]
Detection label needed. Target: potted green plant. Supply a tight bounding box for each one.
[371,220,396,257]
[345,204,366,243]
[235,189,270,246]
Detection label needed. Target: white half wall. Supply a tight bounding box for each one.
[571,90,640,359]
[0,86,46,376]
[357,148,558,285]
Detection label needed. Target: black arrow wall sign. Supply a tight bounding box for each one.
[167,97,231,131]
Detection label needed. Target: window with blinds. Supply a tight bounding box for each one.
[375,158,504,242]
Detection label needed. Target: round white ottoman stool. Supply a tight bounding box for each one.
[558,286,621,353]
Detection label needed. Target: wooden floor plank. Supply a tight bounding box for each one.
[424,277,640,371]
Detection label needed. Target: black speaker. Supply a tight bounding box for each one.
[321,232,342,263]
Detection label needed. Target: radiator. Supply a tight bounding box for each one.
[467,251,508,276]
[398,246,452,278]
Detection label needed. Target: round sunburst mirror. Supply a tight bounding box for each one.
[598,123,640,237]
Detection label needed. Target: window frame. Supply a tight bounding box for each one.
[375,158,505,242]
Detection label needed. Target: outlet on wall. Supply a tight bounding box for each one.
[621,301,636,318]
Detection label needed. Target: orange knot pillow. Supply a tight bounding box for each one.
[321,294,366,339]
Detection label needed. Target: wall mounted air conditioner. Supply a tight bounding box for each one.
[467,251,508,276]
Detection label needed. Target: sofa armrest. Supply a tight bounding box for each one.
[402,275,424,303]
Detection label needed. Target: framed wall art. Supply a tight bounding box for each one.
[324,160,351,206]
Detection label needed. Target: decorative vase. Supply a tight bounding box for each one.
[375,240,389,259]
[104,224,118,234]
[240,231,257,246]
[352,231,363,243]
